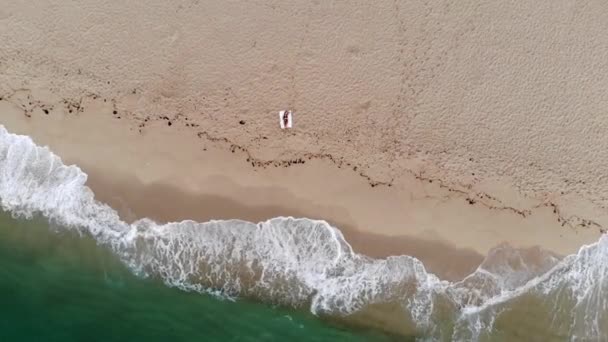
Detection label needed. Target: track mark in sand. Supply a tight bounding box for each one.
[390,0,477,126]
[391,0,432,125]
[288,4,314,110]
[391,0,408,120]
[391,0,439,126]
[385,0,480,159]
[387,0,445,162]
[387,0,427,158]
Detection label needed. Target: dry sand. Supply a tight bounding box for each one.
[1,0,607,274]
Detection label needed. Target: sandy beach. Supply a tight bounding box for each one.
[1,0,608,338]
[0,97,598,274]
[1,0,607,264]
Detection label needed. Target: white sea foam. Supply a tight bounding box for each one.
[0,124,606,341]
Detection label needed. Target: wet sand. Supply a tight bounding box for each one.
[0,99,600,268]
[83,166,483,281]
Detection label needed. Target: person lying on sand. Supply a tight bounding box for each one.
[283,110,290,127]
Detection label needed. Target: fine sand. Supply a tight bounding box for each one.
[1,1,607,278]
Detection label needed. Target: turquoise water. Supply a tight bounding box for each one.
[0,212,395,342]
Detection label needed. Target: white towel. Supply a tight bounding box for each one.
[279,110,293,129]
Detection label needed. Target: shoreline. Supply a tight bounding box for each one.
[0,107,600,340]
[0,96,601,263]
[2,0,608,264]
[83,166,484,281]
[1,1,608,338]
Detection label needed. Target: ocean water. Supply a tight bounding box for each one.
[0,211,394,341]
[0,124,607,341]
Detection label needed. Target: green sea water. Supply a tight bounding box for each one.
[0,212,396,342]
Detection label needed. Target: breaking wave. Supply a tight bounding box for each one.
[0,125,606,341]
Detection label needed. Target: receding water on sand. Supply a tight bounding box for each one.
[1,124,607,341]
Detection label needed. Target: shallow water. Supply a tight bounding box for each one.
[1,124,607,341]
[0,212,395,341]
